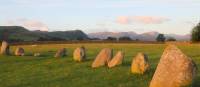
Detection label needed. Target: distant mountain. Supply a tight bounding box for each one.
[88,31,190,41]
[0,26,190,42]
[165,34,190,41]
[138,31,160,41]
[0,26,89,42]
[88,31,138,40]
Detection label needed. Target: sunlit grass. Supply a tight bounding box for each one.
[0,43,199,87]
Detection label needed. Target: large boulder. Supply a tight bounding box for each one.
[92,48,113,68]
[73,46,86,62]
[0,41,10,55]
[108,51,124,68]
[54,48,67,58]
[131,53,150,74]
[150,45,197,87]
[15,47,25,56]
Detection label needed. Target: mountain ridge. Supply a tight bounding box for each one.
[0,26,89,42]
[0,26,190,41]
[88,31,190,41]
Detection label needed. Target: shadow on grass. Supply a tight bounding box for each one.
[192,75,200,87]
[0,55,53,64]
[122,60,131,67]
[7,77,68,87]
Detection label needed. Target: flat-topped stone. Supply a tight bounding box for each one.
[0,41,10,55]
[15,47,25,56]
[73,46,86,62]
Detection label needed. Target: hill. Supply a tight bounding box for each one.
[0,26,190,42]
[0,26,89,42]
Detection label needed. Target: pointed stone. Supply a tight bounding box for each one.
[108,51,124,68]
[0,41,10,55]
[15,47,25,56]
[131,53,150,74]
[150,45,197,87]
[73,46,86,62]
[54,48,67,58]
[92,48,112,68]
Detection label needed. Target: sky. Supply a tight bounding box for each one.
[0,0,200,35]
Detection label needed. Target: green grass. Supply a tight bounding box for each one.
[0,43,199,87]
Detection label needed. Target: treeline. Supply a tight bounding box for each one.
[90,35,177,42]
[155,20,200,42]
[5,35,177,43]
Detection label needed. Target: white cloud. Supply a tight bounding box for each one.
[116,16,170,24]
[5,18,49,31]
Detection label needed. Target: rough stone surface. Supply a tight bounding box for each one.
[108,51,124,68]
[73,46,86,62]
[54,48,67,58]
[15,47,25,56]
[92,48,113,68]
[150,45,197,87]
[0,41,10,55]
[131,52,150,74]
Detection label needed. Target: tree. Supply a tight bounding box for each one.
[119,36,132,41]
[37,37,66,41]
[191,22,200,42]
[135,39,140,41]
[90,38,101,40]
[76,37,84,41]
[106,37,117,41]
[167,37,176,41]
[156,34,166,42]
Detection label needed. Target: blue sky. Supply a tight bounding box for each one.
[0,0,200,34]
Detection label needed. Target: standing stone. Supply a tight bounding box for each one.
[92,48,113,68]
[131,53,150,74]
[150,45,197,87]
[73,46,86,62]
[15,47,25,56]
[0,41,10,55]
[54,48,67,58]
[108,51,124,68]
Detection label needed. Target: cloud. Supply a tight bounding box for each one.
[116,16,170,25]
[116,16,131,24]
[132,16,170,24]
[5,18,49,31]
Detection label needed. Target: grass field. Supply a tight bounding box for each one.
[0,43,199,87]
